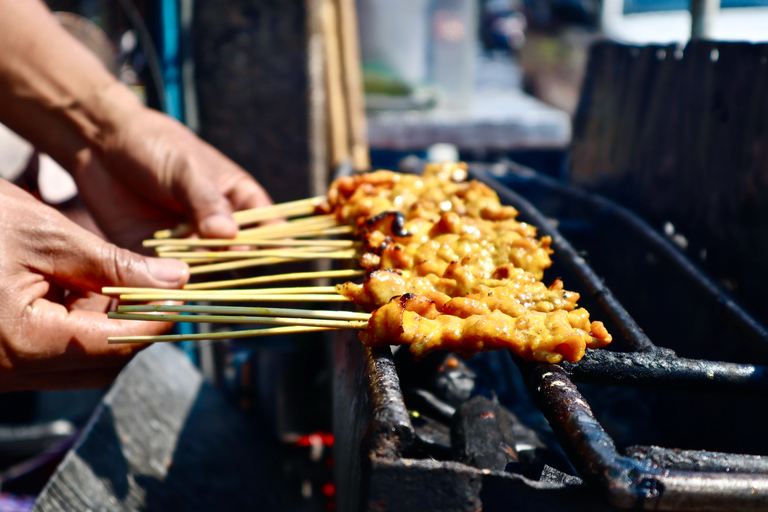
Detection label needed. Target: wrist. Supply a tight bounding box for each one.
[71,82,146,150]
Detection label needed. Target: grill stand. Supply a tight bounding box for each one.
[333,165,768,511]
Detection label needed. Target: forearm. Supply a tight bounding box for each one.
[0,0,143,172]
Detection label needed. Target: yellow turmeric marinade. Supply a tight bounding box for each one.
[324,162,611,364]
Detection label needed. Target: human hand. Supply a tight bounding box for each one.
[0,2,274,252]
[68,87,273,252]
[0,180,189,392]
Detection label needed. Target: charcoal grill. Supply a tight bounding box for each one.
[332,161,768,512]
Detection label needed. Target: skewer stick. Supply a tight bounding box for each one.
[184,268,365,290]
[237,216,341,238]
[232,196,327,226]
[162,248,357,262]
[188,256,295,275]
[115,293,351,303]
[231,224,352,242]
[241,213,336,230]
[153,196,328,239]
[104,285,340,296]
[188,251,357,275]
[117,304,371,320]
[109,312,367,329]
[144,238,354,249]
[109,325,333,344]
[171,246,350,265]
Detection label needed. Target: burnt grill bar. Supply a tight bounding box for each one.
[562,349,768,395]
[527,364,768,511]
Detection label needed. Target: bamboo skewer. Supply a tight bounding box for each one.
[162,247,355,261]
[117,304,370,320]
[189,256,295,274]
[235,213,335,232]
[236,222,343,239]
[153,196,328,239]
[109,325,334,344]
[109,312,367,329]
[115,293,351,303]
[103,285,340,296]
[236,224,352,241]
[187,250,357,275]
[145,238,355,249]
[232,196,326,226]
[170,246,352,265]
[116,197,374,345]
[183,268,365,291]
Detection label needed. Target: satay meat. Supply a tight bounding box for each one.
[326,162,612,363]
[360,293,611,363]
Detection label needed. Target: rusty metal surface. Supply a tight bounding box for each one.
[527,364,768,511]
[362,346,415,460]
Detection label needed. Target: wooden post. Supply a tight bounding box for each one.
[336,0,370,171]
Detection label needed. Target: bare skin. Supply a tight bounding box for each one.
[0,0,274,391]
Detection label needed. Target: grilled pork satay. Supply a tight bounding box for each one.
[359,293,611,363]
[336,269,578,314]
[327,161,611,363]
[356,211,553,280]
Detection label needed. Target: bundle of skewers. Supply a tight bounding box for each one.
[104,162,613,364]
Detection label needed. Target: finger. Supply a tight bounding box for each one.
[172,158,239,239]
[16,298,172,374]
[225,171,275,212]
[0,368,122,392]
[33,221,189,294]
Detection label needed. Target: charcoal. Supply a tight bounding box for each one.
[451,396,518,471]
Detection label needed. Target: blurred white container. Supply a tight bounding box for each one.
[358,0,431,85]
[428,0,479,111]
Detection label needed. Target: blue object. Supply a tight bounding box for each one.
[160,0,183,121]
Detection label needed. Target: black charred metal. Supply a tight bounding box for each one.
[451,396,519,471]
[561,349,768,395]
[362,346,415,459]
[472,165,768,510]
[526,364,768,511]
[626,446,768,474]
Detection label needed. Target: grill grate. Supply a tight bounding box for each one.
[333,163,768,512]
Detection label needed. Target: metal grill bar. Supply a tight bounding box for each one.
[527,364,768,511]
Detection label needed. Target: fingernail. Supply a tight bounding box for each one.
[200,214,237,238]
[146,257,189,283]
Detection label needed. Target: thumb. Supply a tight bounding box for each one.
[44,227,189,293]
